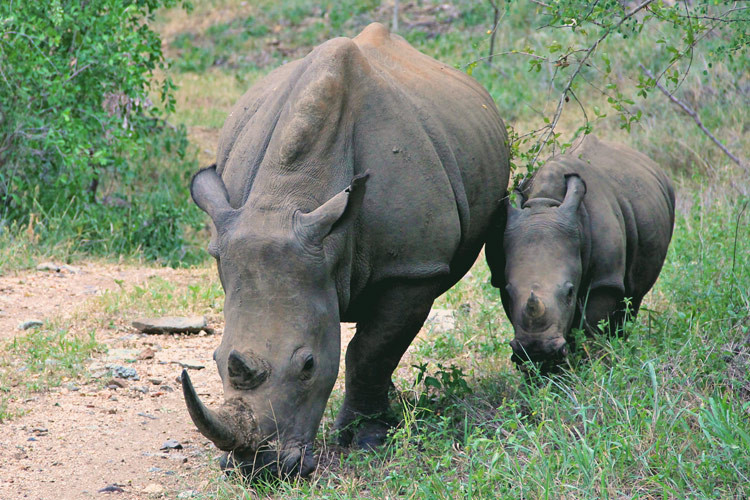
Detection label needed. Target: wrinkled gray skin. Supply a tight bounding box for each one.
[486,135,675,365]
[184,23,509,479]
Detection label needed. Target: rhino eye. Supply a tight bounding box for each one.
[565,282,575,301]
[300,355,315,380]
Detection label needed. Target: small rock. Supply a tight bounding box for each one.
[31,427,48,435]
[159,385,174,393]
[132,316,207,335]
[107,365,139,380]
[172,361,204,370]
[18,319,43,330]
[148,467,162,473]
[137,348,155,360]
[148,378,163,385]
[137,412,158,420]
[392,147,400,153]
[178,490,199,498]
[36,262,60,272]
[170,454,188,463]
[91,369,109,379]
[107,378,129,389]
[65,383,80,391]
[27,437,37,442]
[132,385,149,394]
[61,264,81,274]
[142,483,164,494]
[98,484,125,493]
[160,439,183,450]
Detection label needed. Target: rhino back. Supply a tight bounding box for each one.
[215,23,509,301]
[525,135,674,299]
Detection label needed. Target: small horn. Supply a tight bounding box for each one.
[227,350,269,390]
[524,292,546,319]
[181,370,252,451]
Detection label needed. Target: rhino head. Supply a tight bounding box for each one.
[503,174,586,365]
[184,166,368,478]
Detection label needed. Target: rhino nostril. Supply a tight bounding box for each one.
[559,345,569,357]
[509,339,520,352]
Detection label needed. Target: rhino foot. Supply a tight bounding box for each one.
[334,405,394,449]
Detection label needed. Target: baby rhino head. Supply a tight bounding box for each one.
[503,174,586,365]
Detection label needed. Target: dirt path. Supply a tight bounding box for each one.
[0,263,362,499]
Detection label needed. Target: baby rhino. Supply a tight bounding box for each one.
[487,135,675,365]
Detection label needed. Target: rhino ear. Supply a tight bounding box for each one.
[191,165,235,227]
[296,171,370,243]
[560,174,586,216]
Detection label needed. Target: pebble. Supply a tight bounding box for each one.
[98,484,125,493]
[132,316,207,335]
[18,319,43,330]
[131,386,149,394]
[148,378,163,385]
[36,262,60,272]
[137,348,156,360]
[160,439,183,450]
[107,378,129,389]
[159,385,174,393]
[142,483,164,494]
[138,412,158,420]
[107,365,139,380]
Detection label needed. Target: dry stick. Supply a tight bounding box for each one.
[393,0,399,33]
[530,0,656,168]
[487,0,500,66]
[638,63,747,173]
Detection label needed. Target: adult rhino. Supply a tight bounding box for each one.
[183,22,509,478]
[487,135,674,365]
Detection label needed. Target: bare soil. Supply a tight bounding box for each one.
[0,263,359,499]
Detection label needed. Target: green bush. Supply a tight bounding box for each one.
[0,0,202,266]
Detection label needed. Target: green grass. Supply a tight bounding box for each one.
[95,273,224,320]
[0,324,103,421]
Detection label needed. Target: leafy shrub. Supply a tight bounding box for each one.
[0,0,201,265]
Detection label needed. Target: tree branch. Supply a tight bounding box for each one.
[639,63,747,173]
[529,0,656,168]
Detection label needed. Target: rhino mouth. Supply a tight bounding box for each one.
[219,443,317,479]
[510,337,569,366]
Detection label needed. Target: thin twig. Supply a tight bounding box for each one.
[639,63,747,172]
[732,200,748,274]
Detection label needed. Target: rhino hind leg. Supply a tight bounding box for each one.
[335,278,442,448]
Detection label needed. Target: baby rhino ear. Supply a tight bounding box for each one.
[560,174,586,216]
[296,171,370,244]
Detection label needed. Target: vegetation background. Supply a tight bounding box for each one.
[0,0,748,498]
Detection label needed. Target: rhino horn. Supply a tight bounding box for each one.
[524,292,546,319]
[181,370,253,451]
[559,174,586,216]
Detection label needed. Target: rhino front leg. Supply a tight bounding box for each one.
[335,278,441,449]
[580,286,628,337]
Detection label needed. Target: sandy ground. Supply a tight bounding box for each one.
[0,263,362,499]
